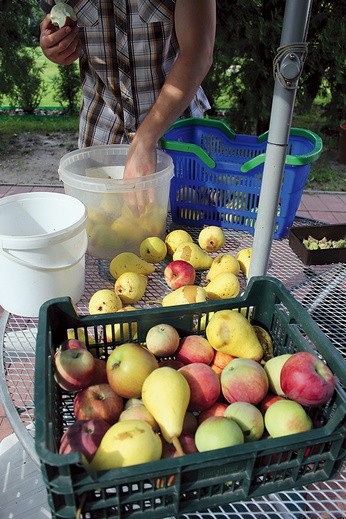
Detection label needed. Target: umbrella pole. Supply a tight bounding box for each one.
[248,0,313,280]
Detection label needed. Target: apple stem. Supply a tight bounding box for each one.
[172,436,185,456]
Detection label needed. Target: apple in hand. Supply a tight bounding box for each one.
[224,402,264,442]
[59,419,110,464]
[54,348,95,392]
[145,323,180,357]
[74,383,124,424]
[264,399,312,437]
[221,358,269,405]
[179,363,221,412]
[106,342,159,398]
[176,335,214,365]
[280,351,336,406]
[264,353,292,396]
[50,2,77,29]
[195,416,244,452]
[164,260,196,289]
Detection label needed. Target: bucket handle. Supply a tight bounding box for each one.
[0,246,87,272]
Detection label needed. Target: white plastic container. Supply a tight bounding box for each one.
[0,192,87,317]
[59,145,174,260]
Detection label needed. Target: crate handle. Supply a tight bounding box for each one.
[160,139,216,168]
[166,117,237,140]
[240,128,323,173]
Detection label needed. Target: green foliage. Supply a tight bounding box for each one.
[53,64,81,114]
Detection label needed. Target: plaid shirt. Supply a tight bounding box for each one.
[41,0,210,147]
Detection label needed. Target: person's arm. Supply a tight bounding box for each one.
[39,12,81,65]
[124,0,216,180]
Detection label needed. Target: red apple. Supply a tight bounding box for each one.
[179,363,221,412]
[89,357,108,385]
[176,335,214,365]
[59,419,110,463]
[106,342,159,398]
[182,411,199,435]
[57,338,87,352]
[145,323,180,357]
[164,260,196,289]
[54,348,95,392]
[74,383,124,424]
[259,392,285,414]
[221,358,269,405]
[162,432,198,458]
[159,358,185,369]
[198,402,228,425]
[50,3,77,29]
[280,351,336,406]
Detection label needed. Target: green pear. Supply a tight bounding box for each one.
[204,272,240,300]
[161,285,207,307]
[173,242,213,270]
[142,367,190,454]
[206,253,240,282]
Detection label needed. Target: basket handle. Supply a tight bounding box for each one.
[160,139,216,168]
[166,117,237,140]
[240,128,323,173]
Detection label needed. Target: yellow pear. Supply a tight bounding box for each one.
[90,419,162,470]
[88,289,123,314]
[204,272,240,300]
[139,236,167,263]
[111,216,144,244]
[142,367,190,453]
[115,272,148,304]
[165,229,193,256]
[206,253,240,282]
[198,225,226,252]
[109,252,155,279]
[206,310,263,361]
[173,242,213,270]
[236,248,252,278]
[162,285,207,307]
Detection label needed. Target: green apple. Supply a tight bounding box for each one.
[224,402,264,442]
[195,416,244,452]
[264,354,292,396]
[264,399,313,437]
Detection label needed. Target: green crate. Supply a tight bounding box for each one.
[34,276,346,519]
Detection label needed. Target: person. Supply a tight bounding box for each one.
[39,1,216,183]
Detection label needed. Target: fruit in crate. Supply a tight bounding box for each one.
[165,229,193,256]
[173,242,213,270]
[90,419,162,470]
[264,353,292,396]
[54,348,95,392]
[142,367,190,454]
[164,260,196,289]
[224,402,264,442]
[206,310,263,361]
[50,1,77,29]
[264,399,313,437]
[161,285,207,307]
[59,419,111,464]
[179,363,221,412]
[88,289,122,314]
[204,271,240,300]
[89,358,108,385]
[198,402,228,424]
[210,350,235,375]
[109,252,155,279]
[280,351,336,406]
[253,325,274,362]
[206,253,240,282]
[73,383,124,424]
[114,271,148,304]
[198,226,226,252]
[176,335,215,365]
[119,401,159,432]
[236,247,252,278]
[195,416,244,452]
[106,343,159,398]
[139,236,167,263]
[145,323,180,357]
[221,358,269,405]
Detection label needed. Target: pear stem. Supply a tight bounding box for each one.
[172,436,185,456]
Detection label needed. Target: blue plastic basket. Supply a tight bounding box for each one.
[161,118,323,239]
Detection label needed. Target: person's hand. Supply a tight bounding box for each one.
[39,14,81,65]
[123,139,158,216]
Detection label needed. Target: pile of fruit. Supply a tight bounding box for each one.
[303,235,346,250]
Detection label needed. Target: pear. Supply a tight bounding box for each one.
[206,253,240,282]
[165,229,193,256]
[88,289,123,314]
[142,367,190,454]
[253,325,274,362]
[173,242,213,270]
[115,272,148,304]
[198,226,226,252]
[204,272,240,300]
[206,310,263,361]
[139,236,167,263]
[236,248,252,278]
[109,252,155,279]
[89,419,162,470]
[162,285,207,307]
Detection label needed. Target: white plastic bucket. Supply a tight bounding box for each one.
[0,192,88,317]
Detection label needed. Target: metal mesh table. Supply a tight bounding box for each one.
[1,219,345,518]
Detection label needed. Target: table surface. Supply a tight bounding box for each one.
[1,218,345,518]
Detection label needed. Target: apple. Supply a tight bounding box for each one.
[178,363,221,412]
[280,351,336,406]
[198,402,228,425]
[50,2,77,29]
[210,350,235,375]
[159,358,185,369]
[182,411,199,435]
[259,392,285,414]
[56,338,87,354]
[224,402,264,442]
[264,399,313,437]
[59,419,110,463]
[89,357,108,385]
[106,342,159,398]
[164,260,196,289]
[54,348,95,392]
[118,402,159,432]
[176,335,215,365]
[145,323,180,357]
[195,416,244,452]
[264,354,292,396]
[162,432,198,458]
[74,383,124,424]
[221,358,269,405]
